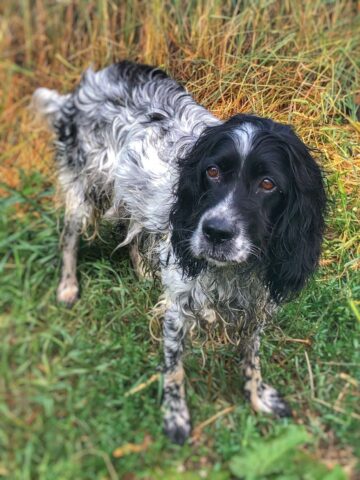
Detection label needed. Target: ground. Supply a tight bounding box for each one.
[0,1,359,479]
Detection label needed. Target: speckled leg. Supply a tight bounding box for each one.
[243,331,292,417]
[56,188,94,307]
[57,214,81,307]
[129,242,151,280]
[162,304,191,445]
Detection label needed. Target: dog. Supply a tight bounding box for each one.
[32,61,326,444]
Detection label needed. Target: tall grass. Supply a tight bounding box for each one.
[1,0,359,253]
[0,1,359,478]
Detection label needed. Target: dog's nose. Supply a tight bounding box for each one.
[202,218,234,243]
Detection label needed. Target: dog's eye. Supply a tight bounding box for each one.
[206,165,220,180]
[259,178,275,191]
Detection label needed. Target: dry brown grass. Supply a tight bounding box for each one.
[2,0,359,270]
[1,1,359,192]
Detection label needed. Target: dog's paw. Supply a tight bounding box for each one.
[57,281,79,308]
[247,383,292,417]
[163,404,191,445]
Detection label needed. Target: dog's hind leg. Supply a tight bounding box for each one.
[243,330,292,417]
[162,304,191,444]
[129,242,152,280]
[57,189,92,307]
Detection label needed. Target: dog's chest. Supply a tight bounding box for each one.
[181,270,272,346]
[162,257,270,327]
[195,270,269,320]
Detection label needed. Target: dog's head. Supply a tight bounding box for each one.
[170,114,326,302]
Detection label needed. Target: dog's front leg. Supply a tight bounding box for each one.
[162,303,191,444]
[57,214,81,307]
[243,330,292,417]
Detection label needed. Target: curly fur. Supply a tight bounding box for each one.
[32,61,326,444]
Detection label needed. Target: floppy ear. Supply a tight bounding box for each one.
[266,131,326,303]
[169,130,214,277]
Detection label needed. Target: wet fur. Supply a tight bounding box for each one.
[32,61,326,444]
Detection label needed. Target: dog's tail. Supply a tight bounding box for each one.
[31,88,70,130]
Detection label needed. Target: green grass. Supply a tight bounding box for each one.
[0,173,359,479]
[0,0,359,478]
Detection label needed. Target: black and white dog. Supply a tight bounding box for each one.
[32,61,326,444]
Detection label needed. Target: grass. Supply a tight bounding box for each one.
[0,0,359,478]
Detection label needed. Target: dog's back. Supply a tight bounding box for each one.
[32,61,217,236]
[32,61,177,133]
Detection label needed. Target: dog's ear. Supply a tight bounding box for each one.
[169,130,214,277]
[266,129,326,302]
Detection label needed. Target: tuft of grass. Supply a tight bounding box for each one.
[0,1,359,478]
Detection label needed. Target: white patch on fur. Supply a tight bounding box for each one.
[246,382,289,415]
[31,88,70,128]
[231,122,256,160]
[190,191,252,263]
[57,281,79,306]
